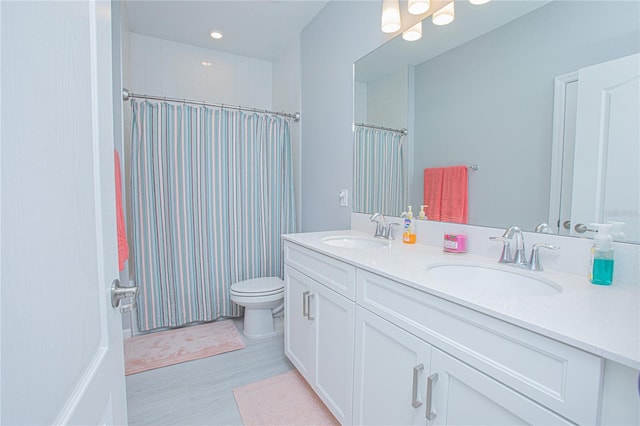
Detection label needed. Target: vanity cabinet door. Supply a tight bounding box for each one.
[353,306,431,426]
[284,265,315,380]
[285,264,355,425]
[313,281,355,425]
[429,348,573,426]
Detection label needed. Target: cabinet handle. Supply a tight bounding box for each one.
[307,293,315,321]
[426,373,438,420]
[411,364,424,408]
[302,291,309,318]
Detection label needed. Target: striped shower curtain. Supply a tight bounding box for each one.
[130,100,296,331]
[353,126,406,217]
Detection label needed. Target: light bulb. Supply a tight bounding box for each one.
[408,0,430,15]
[432,2,455,26]
[469,0,490,4]
[402,21,422,41]
[381,0,401,33]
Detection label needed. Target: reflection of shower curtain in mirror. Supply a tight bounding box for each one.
[130,100,296,331]
[353,127,406,217]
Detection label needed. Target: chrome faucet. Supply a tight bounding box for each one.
[510,227,528,266]
[369,213,386,238]
[491,226,560,270]
[489,233,512,263]
[528,243,560,271]
[369,212,400,240]
[490,226,528,267]
[534,223,553,234]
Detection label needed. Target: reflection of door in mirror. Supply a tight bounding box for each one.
[559,80,578,237]
[571,54,640,243]
[549,72,578,237]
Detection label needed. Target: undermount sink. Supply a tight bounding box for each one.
[322,236,389,249]
[427,262,562,296]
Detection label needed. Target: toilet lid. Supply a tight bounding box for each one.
[231,277,284,295]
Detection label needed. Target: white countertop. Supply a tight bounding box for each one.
[282,229,640,370]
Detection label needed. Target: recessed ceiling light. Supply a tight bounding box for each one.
[201,61,212,67]
[209,30,223,40]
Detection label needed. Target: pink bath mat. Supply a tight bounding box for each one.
[233,369,339,426]
[124,320,245,375]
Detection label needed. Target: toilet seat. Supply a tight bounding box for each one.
[230,277,284,297]
[230,277,285,339]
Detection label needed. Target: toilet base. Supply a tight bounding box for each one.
[242,308,281,339]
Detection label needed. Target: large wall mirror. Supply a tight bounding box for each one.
[354,0,639,243]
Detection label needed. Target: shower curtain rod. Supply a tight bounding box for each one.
[355,122,408,136]
[122,88,300,122]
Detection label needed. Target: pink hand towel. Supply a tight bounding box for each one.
[114,150,129,271]
[423,167,444,221]
[440,166,468,224]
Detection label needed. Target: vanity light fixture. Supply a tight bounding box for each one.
[408,0,430,15]
[469,0,491,4]
[402,21,422,41]
[209,30,223,39]
[432,1,455,26]
[381,0,401,33]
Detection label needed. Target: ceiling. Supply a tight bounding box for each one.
[123,0,329,62]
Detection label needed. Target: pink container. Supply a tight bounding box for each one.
[443,233,467,253]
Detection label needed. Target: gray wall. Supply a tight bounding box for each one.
[273,38,303,232]
[412,0,640,230]
[300,1,395,231]
[366,66,409,130]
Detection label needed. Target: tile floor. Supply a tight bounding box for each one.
[126,317,293,425]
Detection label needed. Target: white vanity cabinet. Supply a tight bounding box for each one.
[284,266,314,378]
[353,306,432,425]
[283,241,356,424]
[429,348,573,425]
[353,305,573,426]
[282,237,633,426]
[356,269,602,426]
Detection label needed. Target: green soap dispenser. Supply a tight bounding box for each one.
[589,223,614,285]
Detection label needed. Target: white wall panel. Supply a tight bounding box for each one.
[129,32,272,109]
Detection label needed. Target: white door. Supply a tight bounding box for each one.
[430,348,572,426]
[570,54,640,242]
[1,1,128,424]
[313,283,355,424]
[353,306,431,426]
[284,266,315,380]
[549,73,578,236]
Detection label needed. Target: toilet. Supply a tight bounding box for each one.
[230,277,284,339]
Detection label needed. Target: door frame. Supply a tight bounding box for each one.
[548,71,578,235]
